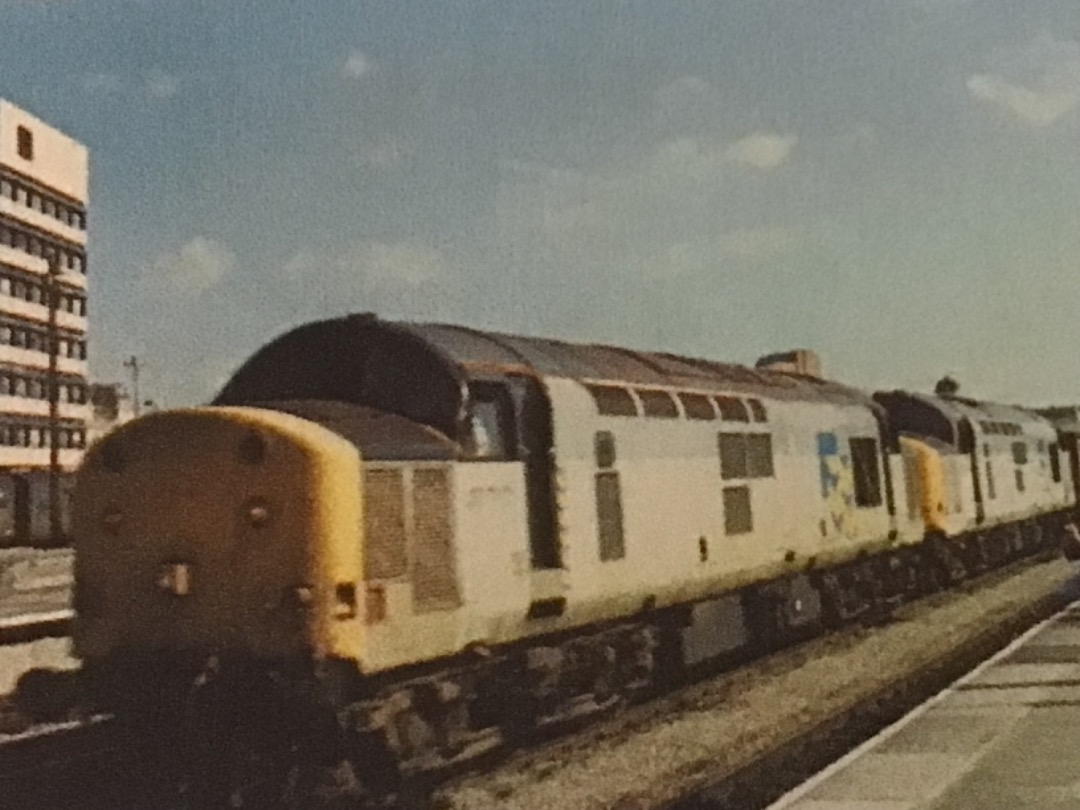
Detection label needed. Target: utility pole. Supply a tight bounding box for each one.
[124,355,141,419]
[46,252,61,547]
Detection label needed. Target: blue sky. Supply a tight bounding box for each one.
[2,0,1078,407]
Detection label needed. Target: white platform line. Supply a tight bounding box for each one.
[765,600,1080,810]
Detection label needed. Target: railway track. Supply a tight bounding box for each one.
[435,556,1079,810]
[0,609,72,645]
[0,556,1074,810]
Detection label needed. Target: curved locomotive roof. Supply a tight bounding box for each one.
[214,313,878,440]
[875,390,1056,450]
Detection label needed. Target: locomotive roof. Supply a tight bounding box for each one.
[217,313,875,407]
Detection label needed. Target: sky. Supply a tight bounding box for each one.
[1,0,1078,408]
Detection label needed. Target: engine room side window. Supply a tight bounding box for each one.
[747,399,767,422]
[849,437,882,508]
[1050,443,1062,483]
[636,389,678,419]
[594,431,625,561]
[587,385,638,417]
[1011,442,1027,465]
[723,486,753,534]
[718,433,748,479]
[714,396,749,422]
[719,432,774,480]
[746,434,774,478]
[678,392,716,420]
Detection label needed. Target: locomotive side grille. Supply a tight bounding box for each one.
[904,450,920,522]
[410,467,461,612]
[363,468,409,580]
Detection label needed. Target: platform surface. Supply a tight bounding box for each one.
[768,600,1080,810]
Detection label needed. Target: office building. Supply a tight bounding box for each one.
[0,100,89,471]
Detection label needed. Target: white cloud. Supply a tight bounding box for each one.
[713,227,797,261]
[967,74,1076,128]
[725,133,798,169]
[151,237,235,295]
[358,139,406,169]
[343,51,373,80]
[83,73,123,94]
[145,70,180,99]
[284,241,445,290]
[653,75,713,108]
[362,240,442,289]
[967,35,1080,128]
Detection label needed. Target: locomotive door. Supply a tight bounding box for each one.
[1066,432,1080,509]
[469,376,561,570]
[507,376,561,570]
[957,418,985,524]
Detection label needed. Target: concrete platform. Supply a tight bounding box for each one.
[768,601,1080,810]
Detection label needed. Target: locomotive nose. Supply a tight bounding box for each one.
[71,407,364,664]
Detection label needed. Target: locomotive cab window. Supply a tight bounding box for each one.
[468,382,516,460]
[850,437,882,508]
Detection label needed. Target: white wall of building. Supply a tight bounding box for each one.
[0,100,89,471]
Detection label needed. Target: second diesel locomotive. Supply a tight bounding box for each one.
[65,314,1077,804]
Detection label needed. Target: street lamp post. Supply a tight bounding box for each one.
[124,356,141,419]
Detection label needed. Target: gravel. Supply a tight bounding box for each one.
[436,558,1079,810]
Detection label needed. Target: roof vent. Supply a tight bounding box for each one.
[756,349,822,378]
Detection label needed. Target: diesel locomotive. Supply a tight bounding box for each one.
[59,314,1078,805]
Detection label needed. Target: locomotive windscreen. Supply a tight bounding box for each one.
[213,316,465,440]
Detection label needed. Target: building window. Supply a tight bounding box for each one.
[985,461,996,499]
[1012,442,1027,465]
[16,126,33,161]
[723,486,753,535]
[747,399,767,422]
[1050,443,1062,483]
[1015,468,1025,492]
[850,437,883,508]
